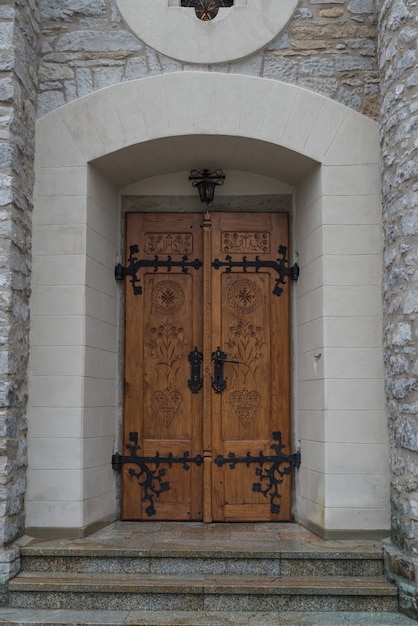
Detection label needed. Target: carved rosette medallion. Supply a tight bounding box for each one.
[145,233,193,255]
[222,232,270,253]
[227,279,262,315]
[152,280,185,315]
[229,389,261,429]
[152,389,183,427]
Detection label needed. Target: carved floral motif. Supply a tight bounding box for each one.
[152,280,185,315]
[145,233,193,255]
[227,279,262,315]
[146,322,187,427]
[222,231,270,253]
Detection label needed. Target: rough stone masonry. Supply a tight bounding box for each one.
[379,0,418,619]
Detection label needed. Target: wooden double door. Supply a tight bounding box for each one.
[121,211,292,522]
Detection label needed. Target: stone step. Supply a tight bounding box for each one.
[18,546,384,578]
[0,609,416,626]
[9,573,398,612]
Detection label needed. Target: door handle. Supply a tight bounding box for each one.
[188,347,203,394]
[211,347,243,394]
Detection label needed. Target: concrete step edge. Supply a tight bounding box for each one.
[0,609,416,626]
[9,573,398,596]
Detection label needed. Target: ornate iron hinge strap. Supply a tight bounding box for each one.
[214,431,301,515]
[112,432,203,516]
[212,245,299,297]
[115,244,203,296]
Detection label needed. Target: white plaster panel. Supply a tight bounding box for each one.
[324,111,380,166]
[83,407,117,439]
[83,492,115,527]
[85,258,117,297]
[296,287,324,326]
[35,112,84,169]
[323,225,381,257]
[28,408,83,439]
[295,196,323,245]
[31,316,85,347]
[284,90,325,156]
[323,255,380,287]
[324,348,384,380]
[298,468,325,504]
[85,288,117,326]
[298,411,326,443]
[324,316,382,348]
[30,376,84,408]
[31,346,84,377]
[26,501,83,528]
[323,286,381,317]
[297,318,324,355]
[325,507,390,531]
[325,379,385,411]
[83,465,114,499]
[58,102,106,160]
[83,437,114,470]
[326,443,388,474]
[85,347,117,380]
[29,438,83,471]
[35,167,87,198]
[33,224,87,257]
[322,194,381,225]
[297,350,325,383]
[295,494,325,529]
[32,255,86,287]
[300,441,326,474]
[322,164,380,197]
[87,199,119,245]
[85,317,117,353]
[325,410,389,444]
[85,90,126,155]
[298,380,325,412]
[297,228,323,269]
[296,167,322,213]
[297,258,324,299]
[304,99,348,161]
[32,196,87,227]
[31,286,86,316]
[115,0,298,64]
[27,470,83,501]
[259,82,298,146]
[84,377,117,408]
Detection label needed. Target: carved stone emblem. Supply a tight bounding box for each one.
[229,389,261,429]
[222,232,270,254]
[227,279,262,315]
[152,280,185,314]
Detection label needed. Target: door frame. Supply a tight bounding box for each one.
[27,73,386,539]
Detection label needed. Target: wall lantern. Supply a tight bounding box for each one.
[189,169,225,203]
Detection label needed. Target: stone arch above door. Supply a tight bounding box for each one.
[28,73,387,539]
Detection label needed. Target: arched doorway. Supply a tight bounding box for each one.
[27,73,387,539]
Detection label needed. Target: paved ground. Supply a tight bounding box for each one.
[1,522,415,625]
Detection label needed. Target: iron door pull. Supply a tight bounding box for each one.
[211,347,243,394]
[188,347,203,394]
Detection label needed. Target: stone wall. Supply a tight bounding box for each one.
[38,0,378,118]
[379,0,418,619]
[0,0,40,603]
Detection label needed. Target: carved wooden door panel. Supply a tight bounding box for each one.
[122,213,204,520]
[121,211,292,522]
[210,213,291,521]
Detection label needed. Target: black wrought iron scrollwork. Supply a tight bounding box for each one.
[188,347,203,394]
[212,245,299,297]
[115,244,203,296]
[214,431,301,515]
[112,432,203,517]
